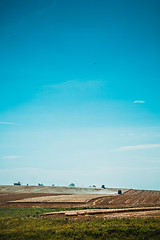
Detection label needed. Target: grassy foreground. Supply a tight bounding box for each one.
[0,209,160,240]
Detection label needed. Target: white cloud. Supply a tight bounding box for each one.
[3,156,23,159]
[115,144,160,151]
[133,100,145,103]
[46,80,105,89]
[0,122,15,125]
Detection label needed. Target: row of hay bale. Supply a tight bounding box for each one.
[41,207,160,218]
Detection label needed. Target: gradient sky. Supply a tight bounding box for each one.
[0,0,160,189]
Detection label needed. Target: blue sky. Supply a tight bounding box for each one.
[0,0,160,189]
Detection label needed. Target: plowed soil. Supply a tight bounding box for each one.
[89,189,160,208]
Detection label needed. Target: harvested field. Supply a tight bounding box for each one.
[7,194,110,209]
[90,189,160,208]
[0,185,124,209]
[0,192,66,209]
[11,194,108,203]
[0,185,159,213]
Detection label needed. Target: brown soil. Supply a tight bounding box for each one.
[0,186,159,215]
[0,193,69,209]
[88,189,160,208]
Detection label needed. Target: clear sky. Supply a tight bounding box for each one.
[0,0,160,190]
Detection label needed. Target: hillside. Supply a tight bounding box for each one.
[0,185,160,209]
[0,185,127,194]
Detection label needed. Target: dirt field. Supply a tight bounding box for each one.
[6,189,160,209]
[91,189,160,208]
[0,185,160,218]
[0,185,125,208]
[11,194,111,203]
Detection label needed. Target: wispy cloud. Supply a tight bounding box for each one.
[133,100,145,103]
[129,133,135,136]
[3,156,23,159]
[0,122,15,125]
[46,80,105,89]
[115,144,160,151]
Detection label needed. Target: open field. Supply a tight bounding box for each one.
[0,185,160,218]
[0,185,160,239]
[90,189,160,208]
[10,194,110,203]
[0,185,127,209]
[0,185,160,210]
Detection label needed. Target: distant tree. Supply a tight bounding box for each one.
[69,183,76,187]
[93,185,96,188]
[38,183,44,186]
[14,181,21,186]
[101,185,106,189]
[52,184,55,186]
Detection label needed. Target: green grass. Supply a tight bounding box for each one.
[0,209,160,239]
[0,208,63,218]
[0,207,108,218]
[0,208,95,218]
